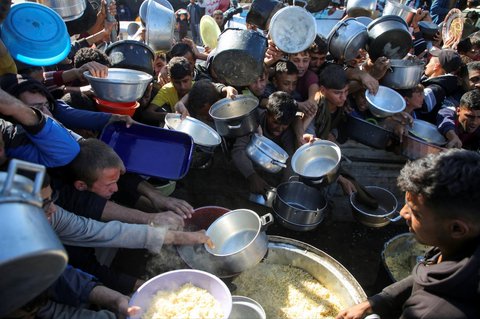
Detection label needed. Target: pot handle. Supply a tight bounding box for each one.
[2,159,45,199]
[260,213,274,231]
[271,159,287,168]
[227,123,242,129]
[385,211,403,222]
[288,175,300,182]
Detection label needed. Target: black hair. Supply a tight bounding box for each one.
[310,35,328,55]
[459,89,480,110]
[397,149,480,222]
[274,61,298,76]
[467,61,480,72]
[266,91,298,125]
[187,79,219,117]
[168,56,193,80]
[167,43,195,62]
[396,84,424,98]
[73,47,111,68]
[318,63,347,90]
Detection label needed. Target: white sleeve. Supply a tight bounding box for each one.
[50,205,167,254]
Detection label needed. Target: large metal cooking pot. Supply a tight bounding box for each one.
[380,59,425,89]
[346,114,392,149]
[382,0,416,23]
[346,0,377,17]
[209,95,259,137]
[36,0,86,21]
[272,181,327,231]
[105,40,155,76]
[268,6,317,54]
[350,186,401,227]
[246,0,284,30]
[367,15,413,60]
[247,236,367,309]
[291,140,342,186]
[246,133,288,173]
[145,0,175,51]
[205,209,273,274]
[0,160,68,317]
[327,18,369,61]
[212,29,268,87]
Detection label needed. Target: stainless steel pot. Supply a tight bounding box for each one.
[272,181,327,231]
[367,15,413,60]
[205,209,273,273]
[345,114,392,149]
[37,0,86,21]
[145,0,175,51]
[327,18,369,61]
[0,160,68,317]
[346,0,377,17]
[380,59,425,89]
[350,186,401,227]
[246,134,288,173]
[291,140,342,186]
[209,95,259,137]
[249,236,367,308]
[382,0,416,23]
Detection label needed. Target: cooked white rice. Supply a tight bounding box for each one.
[232,263,342,319]
[143,283,224,319]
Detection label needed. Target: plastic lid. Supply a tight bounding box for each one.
[1,2,70,66]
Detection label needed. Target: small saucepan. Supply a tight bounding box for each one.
[350,186,402,227]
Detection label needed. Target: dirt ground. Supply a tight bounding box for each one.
[112,140,410,297]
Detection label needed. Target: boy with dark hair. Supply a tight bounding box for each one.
[308,35,328,74]
[265,61,300,100]
[186,79,220,122]
[146,57,194,123]
[232,91,298,194]
[337,149,480,319]
[437,89,480,150]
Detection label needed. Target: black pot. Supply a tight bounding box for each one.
[418,21,439,41]
[246,0,284,30]
[105,40,155,76]
[345,114,392,149]
[212,29,268,87]
[367,15,413,60]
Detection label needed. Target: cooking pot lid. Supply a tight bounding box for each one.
[367,15,412,60]
[268,6,317,54]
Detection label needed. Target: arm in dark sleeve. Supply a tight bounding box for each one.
[48,264,101,307]
[57,185,107,220]
[231,134,255,178]
[53,100,111,131]
[436,107,456,135]
[368,275,413,316]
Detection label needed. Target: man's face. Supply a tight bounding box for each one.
[18,91,53,117]
[457,106,480,133]
[41,185,57,222]
[309,52,327,73]
[213,14,223,27]
[424,56,439,77]
[289,53,310,77]
[321,85,349,108]
[89,167,121,199]
[274,73,298,95]
[171,75,193,98]
[467,69,480,90]
[266,113,290,137]
[399,192,449,246]
[248,74,268,97]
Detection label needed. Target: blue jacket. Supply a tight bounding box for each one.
[54,100,111,132]
[2,109,80,167]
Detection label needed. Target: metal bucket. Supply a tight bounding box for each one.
[0,160,67,317]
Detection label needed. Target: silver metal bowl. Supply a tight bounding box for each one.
[164,114,221,147]
[365,85,406,117]
[408,119,447,146]
[84,68,152,102]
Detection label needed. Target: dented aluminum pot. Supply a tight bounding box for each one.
[246,134,288,173]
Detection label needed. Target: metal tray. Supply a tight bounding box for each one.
[100,122,193,180]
